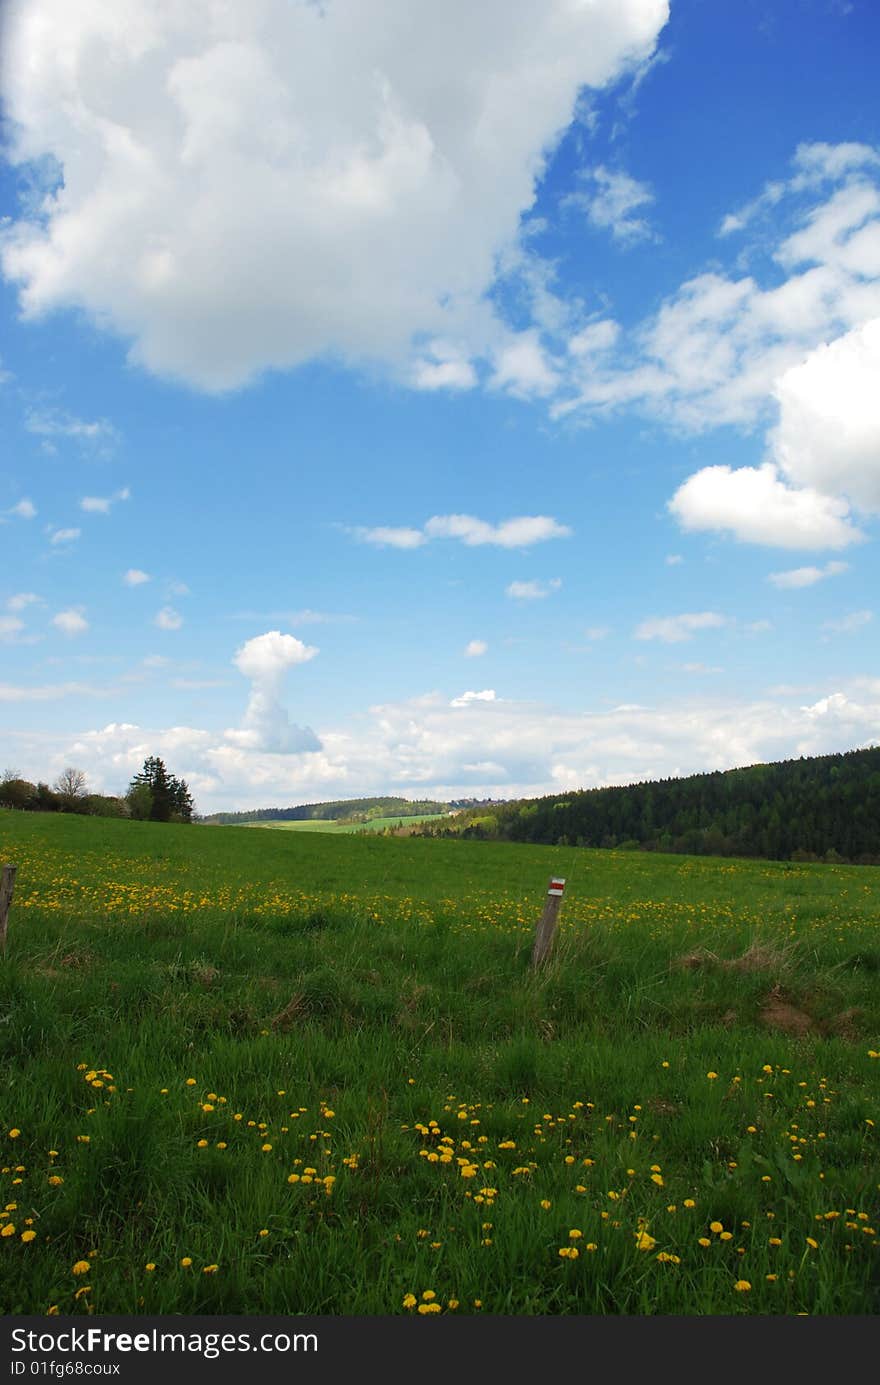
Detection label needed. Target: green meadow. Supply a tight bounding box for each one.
[249,812,449,834]
[0,808,878,1316]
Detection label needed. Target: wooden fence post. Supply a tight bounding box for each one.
[0,865,16,955]
[531,876,566,968]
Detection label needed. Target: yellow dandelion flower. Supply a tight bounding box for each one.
[145,1263,156,1272]
[21,1230,37,1243]
[180,1257,192,1268]
[71,1261,90,1276]
[733,1280,751,1292]
[402,1294,417,1309]
[709,1221,724,1234]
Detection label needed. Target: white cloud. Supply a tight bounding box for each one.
[6,592,42,612]
[48,527,81,545]
[0,616,26,642]
[355,525,427,549]
[123,568,151,585]
[24,408,119,452]
[821,610,873,634]
[464,639,488,657]
[424,513,571,547]
[80,487,130,514]
[565,164,655,243]
[154,606,183,630]
[10,681,880,814]
[52,607,89,637]
[0,0,668,391]
[568,319,620,357]
[227,630,320,753]
[768,560,848,589]
[769,317,880,512]
[450,688,496,707]
[558,143,880,433]
[665,553,683,565]
[489,331,561,398]
[583,626,610,641]
[668,463,861,550]
[635,611,726,643]
[0,681,112,702]
[7,498,36,519]
[411,340,477,391]
[680,662,723,675]
[356,513,570,549]
[505,578,562,600]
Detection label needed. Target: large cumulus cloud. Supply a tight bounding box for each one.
[0,0,667,389]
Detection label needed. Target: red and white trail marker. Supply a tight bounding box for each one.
[532,875,568,968]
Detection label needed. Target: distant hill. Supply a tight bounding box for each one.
[199,796,449,826]
[412,747,880,865]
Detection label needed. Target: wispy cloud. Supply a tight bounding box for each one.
[821,609,872,634]
[52,608,89,637]
[464,640,488,657]
[48,527,81,546]
[123,569,151,586]
[0,616,26,643]
[563,164,656,244]
[450,689,496,708]
[6,592,42,612]
[25,408,119,455]
[505,578,562,600]
[80,487,130,514]
[354,514,571,550]
[768,561,849,589]
[6,498,36,520]
[635,612,727,643]
[154,607,184,631]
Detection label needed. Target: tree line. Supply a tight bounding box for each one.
[0,756,194,823]
[414,747,880,865]
[201,796,448,825]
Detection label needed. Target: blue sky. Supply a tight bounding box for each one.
[1,0,879,812]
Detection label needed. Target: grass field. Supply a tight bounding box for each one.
[0,808,878,1316]
[249,812,449,834]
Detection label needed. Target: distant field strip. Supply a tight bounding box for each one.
[251,813,450,834]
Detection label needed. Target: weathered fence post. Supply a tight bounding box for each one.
[531,876,566,968]
[0,864,16,955]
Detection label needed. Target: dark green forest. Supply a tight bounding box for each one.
[415,747,880,864]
